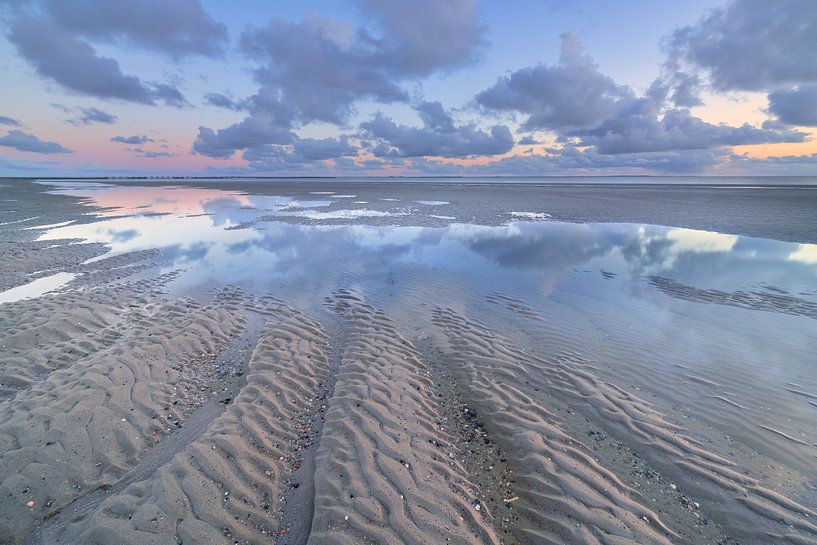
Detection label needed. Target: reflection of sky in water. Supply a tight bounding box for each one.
[32,184,817,301]
[0,272,76,304]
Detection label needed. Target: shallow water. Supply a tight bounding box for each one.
[0,271,76,303]
[36,181,817,300]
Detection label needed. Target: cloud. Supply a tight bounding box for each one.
[407,145,731,176]
[128,147,174,158]
[0,130,72,154]
[573,99,805,154]
[111,135,153,144]
[40,0,227,57]
[361,101,513,158]
[241,136,358,170]
[768,85,817,126]
[151,83,188,108]
[472,30,807,171]
[476,33,631,130]
[240,12,408,125]
[10,17,185,106]
[648,72,703,108]
[0,116,20,126]
[193,108,297,159]
[730,151,817,175]
[204,93,246,111]
[11,18,154,103]
[667,0,817,92]
[518,136,539,145]
[67,106,117,126]
[3,0,223,105]
[666,1,817,127]
[293,136,357,161]
[196,0,485,159]
[240,0,484,124]
[355,0,485,74]
[544,144,730,174]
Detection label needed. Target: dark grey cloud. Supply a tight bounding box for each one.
[476,33,631,130]
[193,112,297,159]
[67,106,117,126]
[193,90,300,158]
[111,135,153,144]
[518,136,539,145]
[293,136,357,161]
[3,0,223,105]
[241,136,358,170]
[648,72,703,108]
[240,13,408,125]
[666,1,817,127]
[239,0,483,124]
[151,83,188,108]
[768,85,817,127]
[128,147,174,158]
[573,99,805,154]
[11,18,153,103]
[545,145,730,174]
[471,29,807,171]
[731,151,817,175]
[361,101,513,158]
[355,0,485,74]
[204,93,247,111]
[40,0,227,57]
[667,0,817,92]
[196,0,485,159]
[9,17,185,106]
[409,146,730,176]
[0,129,72,154]
[0,116,20,126]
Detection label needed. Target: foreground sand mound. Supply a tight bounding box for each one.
[0,291,244,543]
[42,302,330,545]
[0,267,174,401]
[312,290,499,545]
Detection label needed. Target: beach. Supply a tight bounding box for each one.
[0,177,816,545]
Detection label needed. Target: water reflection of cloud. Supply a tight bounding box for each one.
[39,214,261,257]
[665,228,738,253]
[29,184,817,302]
[108,228,139,243]
[788,244,817,264]
[450,221,817,294]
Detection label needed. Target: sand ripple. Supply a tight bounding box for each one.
[311,291,499,544]
[0,292,243,542]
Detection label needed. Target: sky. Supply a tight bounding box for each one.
[0,0,816,177]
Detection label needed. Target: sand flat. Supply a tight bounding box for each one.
[0,178,815,545]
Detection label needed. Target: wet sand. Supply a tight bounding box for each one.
[1,178,816,545]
